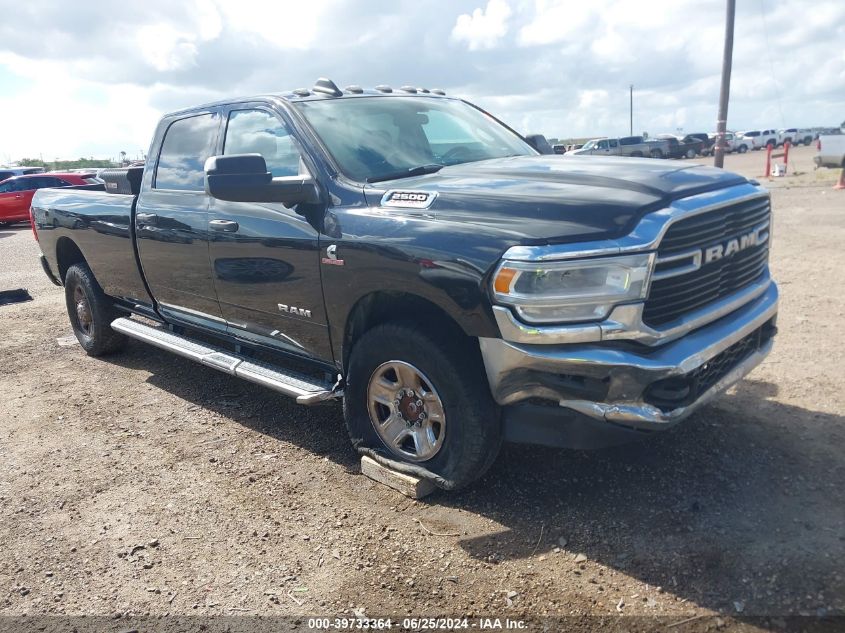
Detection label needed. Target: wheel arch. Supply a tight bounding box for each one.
[55,237,88,284]
[341,290,479,371]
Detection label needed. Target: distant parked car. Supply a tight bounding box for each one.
[777,128,799,146]
[707,131,745,154]
[684,133,715,156]
[740,129,778,151]
[0,173,99,226]
[573,135,670,158]
[658,134,706,159]
[794,129,815,146]
[0,166,44,182]
[552,144,567,155]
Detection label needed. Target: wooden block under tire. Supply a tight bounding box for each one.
[360,456,436,499]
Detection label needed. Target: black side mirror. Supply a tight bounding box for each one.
[524,134,555,155]
[204,154,320,206]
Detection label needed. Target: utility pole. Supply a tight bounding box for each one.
[629,84,633,136]
[714,0,736,168]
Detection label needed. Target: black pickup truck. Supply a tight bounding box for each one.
[31,78,778,490]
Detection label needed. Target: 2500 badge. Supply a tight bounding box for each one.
[381,190,437,209]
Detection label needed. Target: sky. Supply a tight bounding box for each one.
[0,0,842,162]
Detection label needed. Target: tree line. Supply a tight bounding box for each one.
[18,157,117,169]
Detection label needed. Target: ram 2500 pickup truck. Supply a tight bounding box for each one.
[31,78,778,490]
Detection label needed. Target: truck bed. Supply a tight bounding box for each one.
[31,186,152,305]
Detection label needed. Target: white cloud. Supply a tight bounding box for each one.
[518,0,593,46]
[136,24,201,72]
[452,0,513,51]
[216,0,335,49]
[0,0,842,160]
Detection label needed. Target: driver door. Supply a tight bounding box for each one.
[207,105,332,362]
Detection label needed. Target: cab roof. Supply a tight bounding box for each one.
[166,78,451,117]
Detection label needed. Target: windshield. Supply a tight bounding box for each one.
[580,140,597,150]
[294,96,535,183]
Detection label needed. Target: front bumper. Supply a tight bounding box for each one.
[479,281,778,432]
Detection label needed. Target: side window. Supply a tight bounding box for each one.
[155,114,218,191]
[609,139,618,148]
[597,140,609,150]
[224,109,306,178]
[15,178,38,191]
[32,177,63,189]
[0,181,12,193]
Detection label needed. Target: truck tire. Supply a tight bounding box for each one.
[650,149,664,159]
[344,321,501,490]
[64,262,127,356]
[738,144,748,153]
[685,148,696,159]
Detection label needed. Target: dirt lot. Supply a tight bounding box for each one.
[1,145,843,632]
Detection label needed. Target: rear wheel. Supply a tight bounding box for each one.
[650,149,664,159]
[685,148,696,159]
[738,144,748,154]
[344,322,501,490]
[64,263,127,356]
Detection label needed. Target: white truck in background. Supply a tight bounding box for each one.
[814,135,845,168]
[778,129,815,146]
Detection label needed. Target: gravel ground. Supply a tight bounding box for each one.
[0,145,843,632]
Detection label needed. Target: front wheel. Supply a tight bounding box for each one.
[685,148,696,159]
[344,322,501,490]
[738,145,748,153]
[64,263,127,356]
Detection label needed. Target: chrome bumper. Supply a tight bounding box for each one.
[479,282,778,431]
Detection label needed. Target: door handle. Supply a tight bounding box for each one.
[209,219,239,232]
[136,212,158,225]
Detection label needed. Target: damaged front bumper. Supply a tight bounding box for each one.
[479,281,778,434]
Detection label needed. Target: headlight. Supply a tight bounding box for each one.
[492,253,653,324]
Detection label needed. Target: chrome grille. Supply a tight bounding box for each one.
[643,196,771,328]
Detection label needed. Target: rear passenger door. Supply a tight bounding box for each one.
[135,111,225,329]
[206,105,331,361]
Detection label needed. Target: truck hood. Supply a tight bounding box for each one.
[364,155,748,244]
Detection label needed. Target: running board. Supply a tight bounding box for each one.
[111,317,340,405]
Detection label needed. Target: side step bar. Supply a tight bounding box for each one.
[111,317,340,405]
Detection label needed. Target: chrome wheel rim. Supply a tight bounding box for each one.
[366,360,446,462]
[73,285,93,337]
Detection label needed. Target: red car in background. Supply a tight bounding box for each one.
[0,173,100,226]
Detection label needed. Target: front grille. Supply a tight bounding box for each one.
[643,196,771,327]
[644,321,775,412]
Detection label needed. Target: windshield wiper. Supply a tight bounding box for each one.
[366,163,444,184]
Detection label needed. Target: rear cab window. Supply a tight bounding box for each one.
[154,114,218,191]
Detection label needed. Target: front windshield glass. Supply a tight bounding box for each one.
[294,96,535,182]
[580,140,597,150]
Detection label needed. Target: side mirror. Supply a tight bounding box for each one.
[524,134,555,155]
[204,154,320,206]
